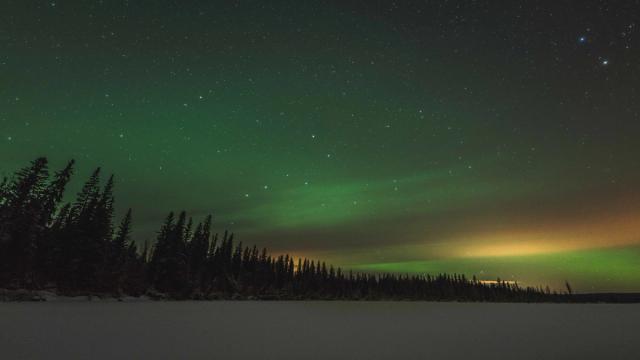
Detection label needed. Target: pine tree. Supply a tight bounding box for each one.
[0,157,49,218]
[71,167,101,223]
[113,209,132,256]
[110,208,132,293]
[40,160,75,226]
[0,176,10,208]
[0,157,49,286]
[150,211,190,295]
[63,168,108,291]
[149,211,175,291]
[95,174,115,240]
[35,160,75,284]
[565,281,573,296]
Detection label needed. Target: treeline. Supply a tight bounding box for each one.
[0,158,558,301]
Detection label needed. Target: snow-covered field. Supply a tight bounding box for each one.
[1,301,638,359]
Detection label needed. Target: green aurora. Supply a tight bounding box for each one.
[1,1,639,292]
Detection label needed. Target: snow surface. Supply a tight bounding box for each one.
[1,301,638,359]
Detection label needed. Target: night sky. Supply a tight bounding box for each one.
[2,1,640,292]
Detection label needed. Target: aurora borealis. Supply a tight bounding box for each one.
[2,1,639,292]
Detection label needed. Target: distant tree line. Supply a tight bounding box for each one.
[0,158,564,301]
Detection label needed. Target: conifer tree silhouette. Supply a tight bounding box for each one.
[0,157,49,286]
[109,208,133,293]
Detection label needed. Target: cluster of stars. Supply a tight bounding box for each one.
[577,35,610,66]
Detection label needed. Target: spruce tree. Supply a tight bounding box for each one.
[35,160,75,283]
[110,208,132,293]
[64,168,106,291]
[0,157,49,286]
[71,167,101,223]
[40,160,75,226]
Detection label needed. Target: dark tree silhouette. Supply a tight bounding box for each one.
[0,158,50,286]
[565,281,573,295]
[108,208,133,294]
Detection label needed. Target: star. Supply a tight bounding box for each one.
[601,59,609,66]
[578,36,587,43]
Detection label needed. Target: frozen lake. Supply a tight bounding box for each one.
[1,301,638,359]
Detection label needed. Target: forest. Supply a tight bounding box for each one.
[0,157,565,301]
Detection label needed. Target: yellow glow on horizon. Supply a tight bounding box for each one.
[447,209,640,258]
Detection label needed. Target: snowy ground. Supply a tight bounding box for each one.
[1,301,638,359]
